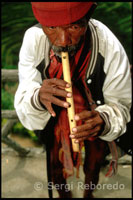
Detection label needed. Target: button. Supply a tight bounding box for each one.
[96,100,101,105]
[128,149,132,154]
[116,139,120,142]
[87,79,92,84]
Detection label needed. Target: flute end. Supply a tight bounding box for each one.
[72,141,80,152]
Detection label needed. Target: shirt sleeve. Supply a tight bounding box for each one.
[95,28,132,142]
[14,27,51,130]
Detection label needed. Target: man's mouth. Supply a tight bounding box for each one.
[51,44,78,58]
[49,36,84,59]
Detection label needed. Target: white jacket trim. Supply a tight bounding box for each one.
[14,19,132,142]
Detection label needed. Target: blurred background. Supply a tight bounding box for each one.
[1,2,132,146]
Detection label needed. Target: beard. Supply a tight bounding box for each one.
[49,36,84,60]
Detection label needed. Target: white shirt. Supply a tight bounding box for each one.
[14,19,132,142]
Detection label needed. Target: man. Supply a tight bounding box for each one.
[14,2,131,198]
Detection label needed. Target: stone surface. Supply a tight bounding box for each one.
[2,147,132,198]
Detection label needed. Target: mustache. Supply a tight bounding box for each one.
[48,36,84,58]
[52,45,77,53]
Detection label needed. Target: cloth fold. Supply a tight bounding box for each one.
[46,31,118,178]
[47,34,92,178]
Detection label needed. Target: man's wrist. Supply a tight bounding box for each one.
[31,88,46,111]
[98,112,111,136]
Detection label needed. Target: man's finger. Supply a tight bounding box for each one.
[50,86,72,98]
[44,78,70,88]
[72,123,96,133]
[50,95,70,108]
[74,133,98,143]
[70,126,101,139]
[42,100,56,117]
[74,110,96,121]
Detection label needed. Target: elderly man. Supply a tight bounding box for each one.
[14,2,131,198]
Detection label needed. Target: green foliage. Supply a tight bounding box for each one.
[1,82,18,110]
[1,2,132,67]
[2,118,39,142]
[1,88,14,110]
[2,2,37,68]
[1,2,132,141]
[2,118,8,127]
[12,122,38,142]
[93,2,132,63]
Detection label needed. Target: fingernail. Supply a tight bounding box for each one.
[75,115,79,120]
[64,102,69,108]
[66,83,71,88]
[67,93,72,97]
[72,128,77,132]
[70,134,75,138]
[51,113,56,117]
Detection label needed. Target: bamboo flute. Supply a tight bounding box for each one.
[61,52,79,152]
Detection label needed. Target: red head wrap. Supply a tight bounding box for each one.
[31,2,96,26]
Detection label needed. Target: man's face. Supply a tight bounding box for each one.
[42,17,88,58]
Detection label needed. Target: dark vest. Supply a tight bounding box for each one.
[36,52,132,156]
[85,53,132,156]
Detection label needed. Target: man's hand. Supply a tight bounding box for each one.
[39,78,72,117]
[70,110,104,142]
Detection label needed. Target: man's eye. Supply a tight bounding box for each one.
[48,26,56,30]
[71,25,81,30]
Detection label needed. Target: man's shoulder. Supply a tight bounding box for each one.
[20,23,49,62]
[24,23,45,40]
[89,18,122,54]
[89,18,113,37]
[89,18,119,43]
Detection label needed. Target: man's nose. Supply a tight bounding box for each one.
[56,28,72,47]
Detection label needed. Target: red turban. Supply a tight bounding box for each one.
[31,2,96,26]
